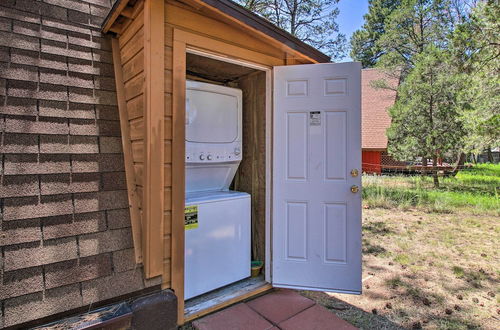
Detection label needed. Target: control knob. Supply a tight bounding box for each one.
[207,154,213,160]
[234,147,241,155]
[199,154,205,160]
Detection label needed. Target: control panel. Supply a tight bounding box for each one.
[185,142,242,163]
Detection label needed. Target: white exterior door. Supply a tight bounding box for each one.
[272,62,362,294]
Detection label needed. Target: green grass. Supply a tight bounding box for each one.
[394,253,411,265]
[452,266,465,278]
[362,163,500,215]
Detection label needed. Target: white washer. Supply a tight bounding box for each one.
[184,191,251,300]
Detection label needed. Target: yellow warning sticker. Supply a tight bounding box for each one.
[184,205,198,230]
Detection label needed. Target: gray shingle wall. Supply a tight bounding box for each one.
[0,1,160,328]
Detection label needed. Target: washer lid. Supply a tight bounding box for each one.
[185,190,250,204]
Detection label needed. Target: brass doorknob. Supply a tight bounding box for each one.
[351,185,359,193]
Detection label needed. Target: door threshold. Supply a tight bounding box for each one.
[184,276,272,322]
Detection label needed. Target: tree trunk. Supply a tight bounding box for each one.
[487,146,494,163]
[422,156,428,176]
[432,155,439,188]
[450,152,466,177]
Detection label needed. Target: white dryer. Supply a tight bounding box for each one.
[185,80,243,193]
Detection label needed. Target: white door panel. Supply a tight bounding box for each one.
[272,62,362,293]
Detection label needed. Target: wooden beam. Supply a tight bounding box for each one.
[111,38,143,264]
[121,6,134,18]
[285,53,296,65]
[109,23,123,34]
[173,29,283,66]
[170,35,186,326]
[103,0,130,33]
[120,1,146,35]
[132,0,146,18]
[143,0,165,278]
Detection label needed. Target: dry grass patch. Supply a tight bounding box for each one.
[303,209,499,329]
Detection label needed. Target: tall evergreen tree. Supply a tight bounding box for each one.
[235,0,347,60]
[387,46,465,186]
[451,1,499,155]
[376,0,453,77]
[352,0,478,68]
[350,0,402,68]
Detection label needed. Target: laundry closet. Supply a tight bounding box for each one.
[105,0,362,325]
[184,56,258,299]
[182,53,271,308]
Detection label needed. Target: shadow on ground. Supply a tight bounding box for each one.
[300,291,404,330]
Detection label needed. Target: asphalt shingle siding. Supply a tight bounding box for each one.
[0,1,160,328]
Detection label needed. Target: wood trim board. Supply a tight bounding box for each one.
[173,29,283,66]
[184,277,273,322]
[111,38,144,264]
[143,0,165,278]
[170,36,187,325]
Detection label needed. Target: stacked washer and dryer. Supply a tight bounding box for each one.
[184,80,251,300]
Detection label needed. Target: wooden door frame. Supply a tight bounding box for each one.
[171,28,274,325]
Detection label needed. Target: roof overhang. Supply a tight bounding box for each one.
[102,0,330,63]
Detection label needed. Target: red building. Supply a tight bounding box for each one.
[361,69,401,174]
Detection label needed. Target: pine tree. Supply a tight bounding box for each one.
[350,0,402,68]
[235,0,347,60]
[451,1,500,156]
[352,0,478,69]
[387,46,465,187]
[376,0,454,77]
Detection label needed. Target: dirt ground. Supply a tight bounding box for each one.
[302,208,499,330]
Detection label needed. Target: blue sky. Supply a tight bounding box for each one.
[336,0,369,61]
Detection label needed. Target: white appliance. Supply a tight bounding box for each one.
[184,80,251,299]
[185,191,251,299]
[185,81,243,193]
